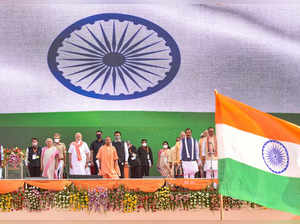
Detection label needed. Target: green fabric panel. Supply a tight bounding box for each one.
[0,111,215,176]
[219,158,300,215]
[0,111,299,176]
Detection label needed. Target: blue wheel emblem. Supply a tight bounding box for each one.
[262,140,289,174]
[47,13,181,100]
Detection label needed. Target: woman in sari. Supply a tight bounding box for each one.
[157,141,171,177]
[41,138,59,179]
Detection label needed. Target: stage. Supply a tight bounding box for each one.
[0,178,299,223]
[0,179,218,193]
[0,207,298,224]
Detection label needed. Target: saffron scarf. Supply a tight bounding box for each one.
[72,141,83,161]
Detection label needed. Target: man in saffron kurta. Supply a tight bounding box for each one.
[96,136,120,179]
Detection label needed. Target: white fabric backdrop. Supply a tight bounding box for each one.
[0,1,299,113]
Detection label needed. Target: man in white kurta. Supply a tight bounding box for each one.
[180,128,200,178]
[68,133,90,175]
[204,127,218,179]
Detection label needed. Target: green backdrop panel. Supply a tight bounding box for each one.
[0,111,299,176]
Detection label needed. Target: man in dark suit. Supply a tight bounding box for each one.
[90,130,105,174]
[112,131,128,178]
[127,141,142,178]
[138,139,153,177]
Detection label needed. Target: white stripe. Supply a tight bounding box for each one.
[184,138,190,159]
[216,124,300,178]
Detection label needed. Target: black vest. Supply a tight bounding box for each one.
[113,141,125,162]
[28,146,42,167]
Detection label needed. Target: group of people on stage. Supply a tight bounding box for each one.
[157,127,218,179]
[22,130,155,179]
[0,127,218,180]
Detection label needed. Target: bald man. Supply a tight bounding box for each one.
[96,136,120,178]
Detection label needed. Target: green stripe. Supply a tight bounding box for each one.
[0,111,214,176]
[0,111,299,176]
[0,111,215,127]
[219,158,300,215]
[0,111,298,127]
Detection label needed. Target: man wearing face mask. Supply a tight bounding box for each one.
[112,131,129,178]
[90,130,104,175]
[127,140,142,178]
[138,139,153,177]
[53,133,66,179]
[25,138,42,177]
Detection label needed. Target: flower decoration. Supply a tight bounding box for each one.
[3,147,24,168]
[0,183,257,213]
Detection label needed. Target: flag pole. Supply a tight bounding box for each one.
[220,194,224,221]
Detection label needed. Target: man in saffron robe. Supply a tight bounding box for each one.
[96,136,120,178]
[68,132,90,175]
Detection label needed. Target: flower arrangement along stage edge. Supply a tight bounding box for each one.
[0,184,260,212]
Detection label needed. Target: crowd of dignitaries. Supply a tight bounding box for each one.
[5,127,217,180]
[22,130,154,179]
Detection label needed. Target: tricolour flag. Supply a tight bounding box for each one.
[216,92,300,215]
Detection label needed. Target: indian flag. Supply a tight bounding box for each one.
[1,2,300,176]
[216,92,300,215]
